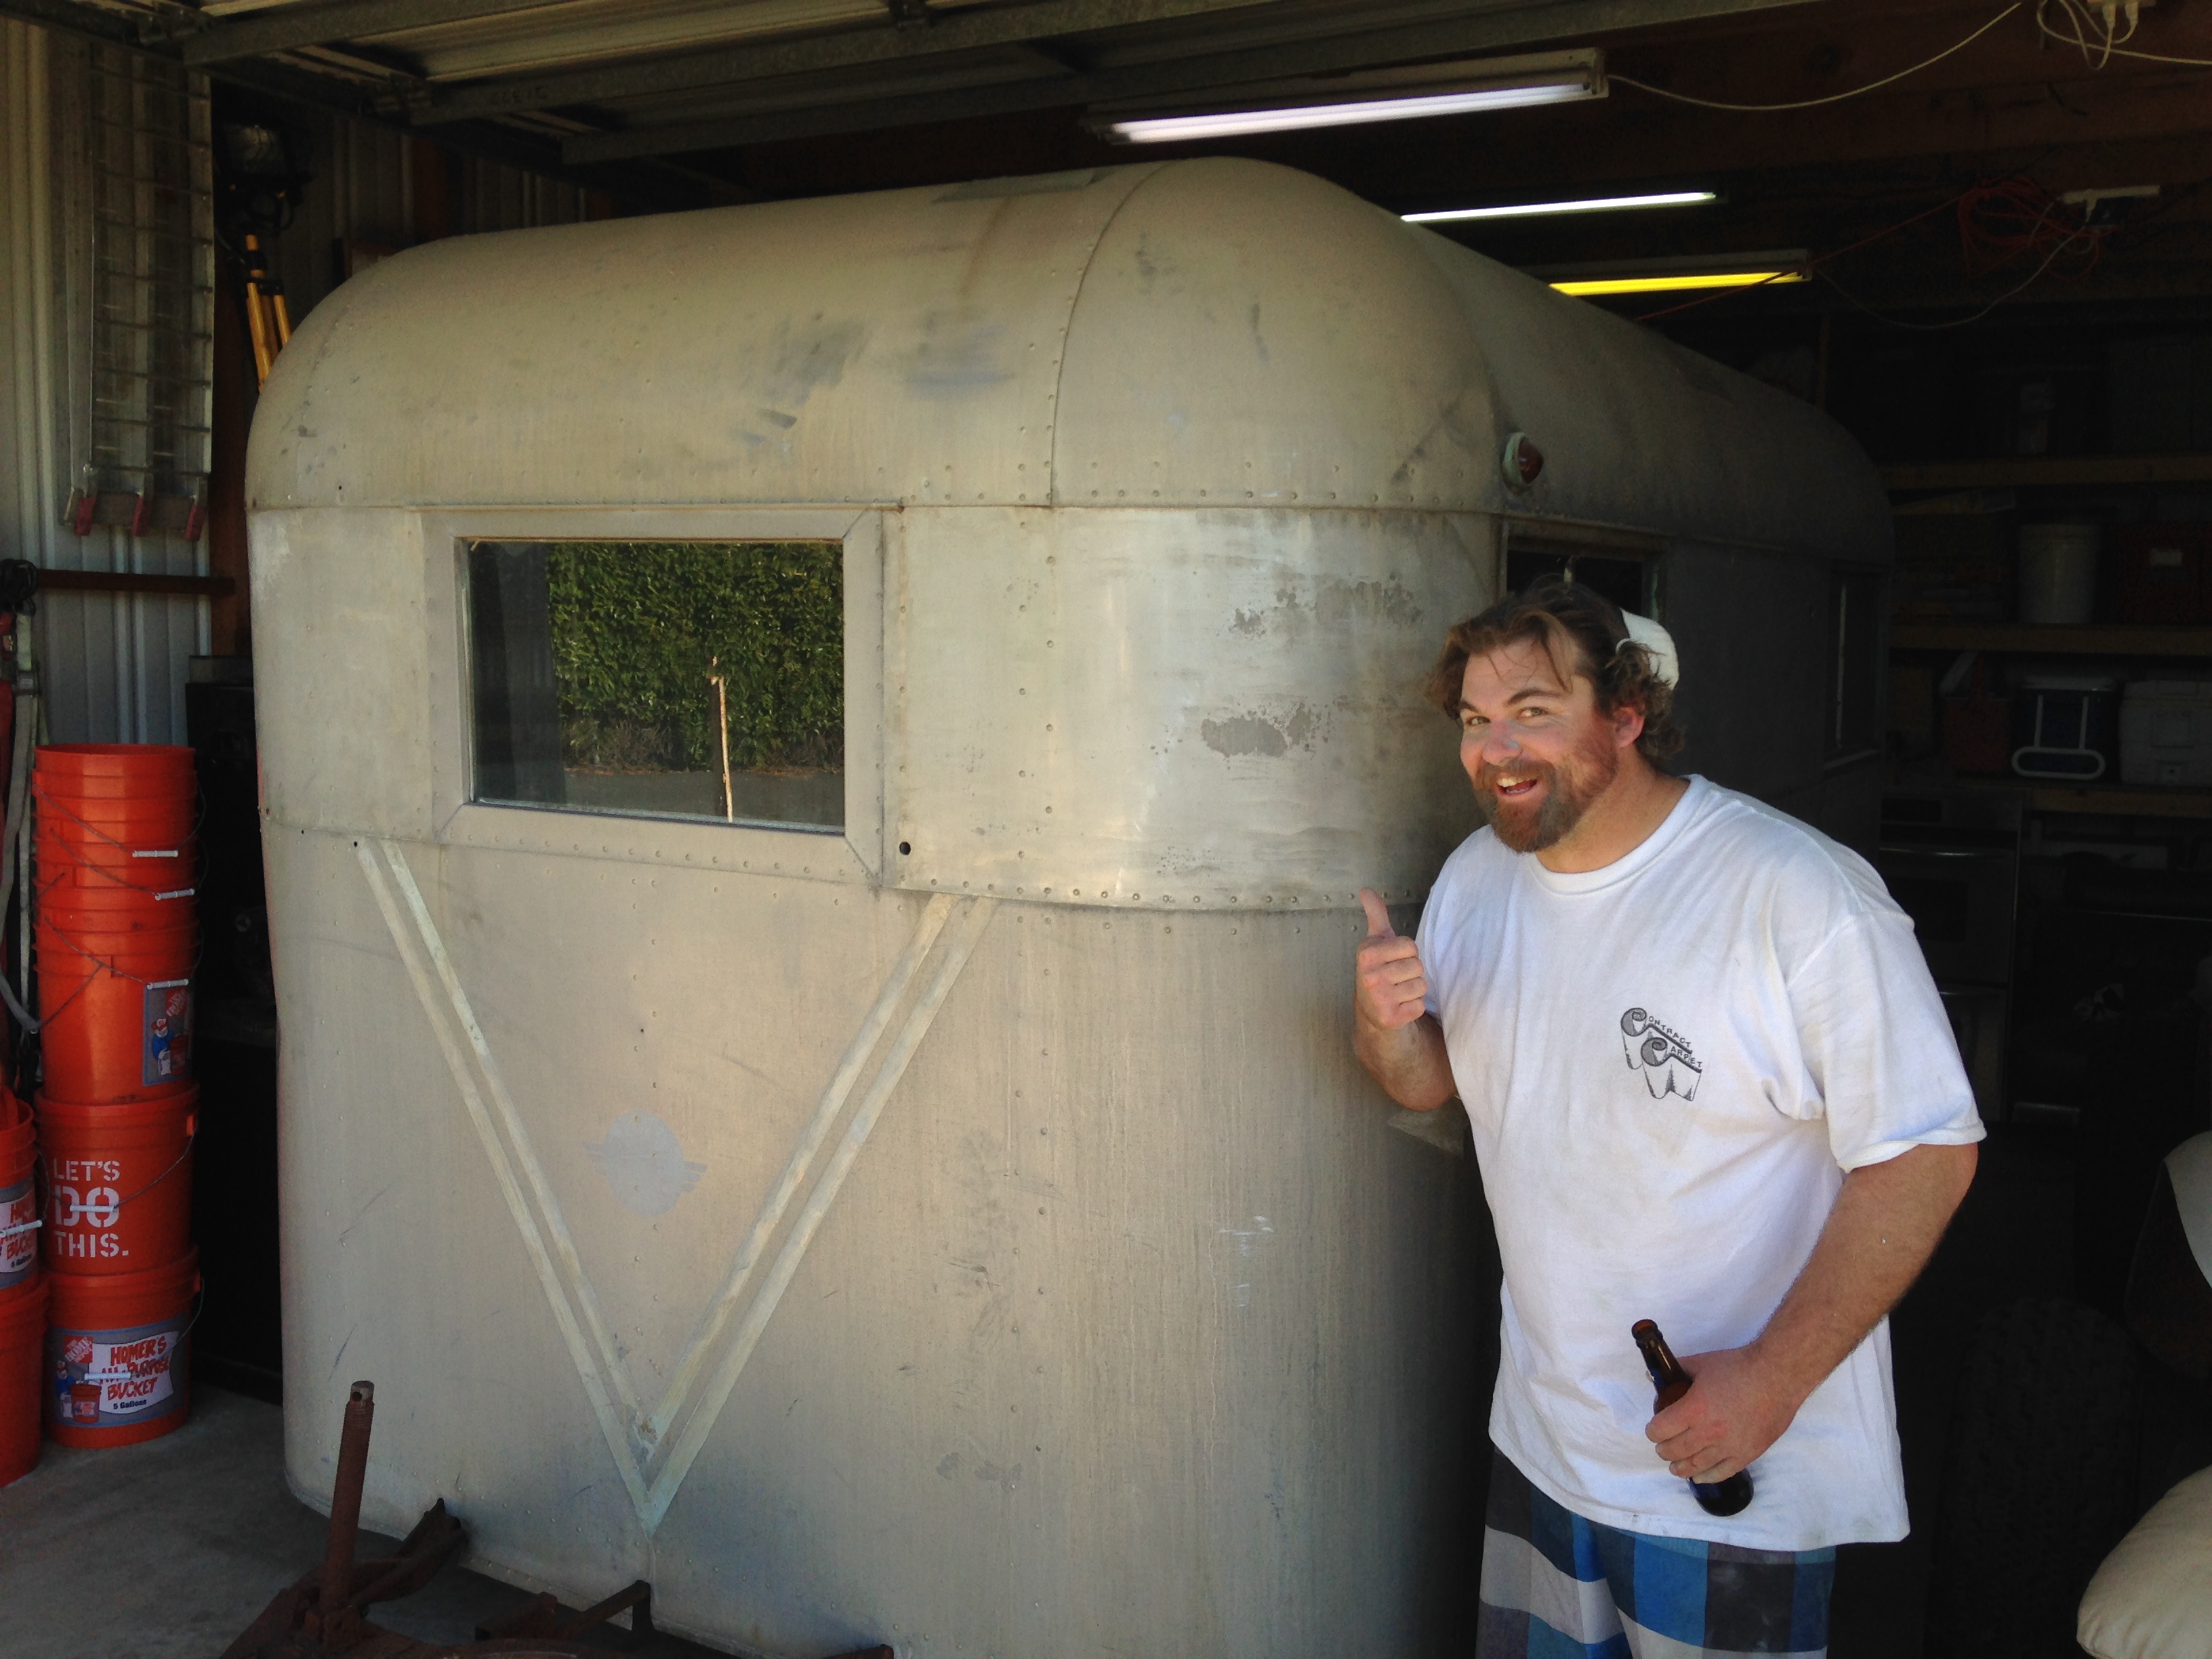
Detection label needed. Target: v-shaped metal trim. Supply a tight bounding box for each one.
[357,838,996,1532]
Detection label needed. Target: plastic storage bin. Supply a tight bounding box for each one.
[2110,525,2209,624]
[2015,675,2118,780]
[2121,680,2212,786]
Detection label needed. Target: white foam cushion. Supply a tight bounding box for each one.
[2079,1465,2212,1659]
[2170,1132,2212,1285]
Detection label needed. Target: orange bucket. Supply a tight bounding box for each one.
[0,1092,35,1295]
[35,828,195,883]
[33,798,197,872]
[44,1250,196,1448]
[35,794,197,844]
[34,809,198,935]
[36,920,197,1102]
[33,744,198,802]
[35,861,200,933]
[33,748,199,898]
[0,1275,47,1485]
[36,1089,195,1274]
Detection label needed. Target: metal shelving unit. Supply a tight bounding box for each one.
[1883,454,2212,489]
[1892,621,2212,655]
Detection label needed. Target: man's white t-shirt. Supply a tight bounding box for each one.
[1417,776,1984,1553]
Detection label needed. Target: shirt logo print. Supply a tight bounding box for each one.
[1620,1007,1703,1101]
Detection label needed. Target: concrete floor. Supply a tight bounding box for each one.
[0,1385,719,1659]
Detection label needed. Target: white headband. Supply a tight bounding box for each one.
[1618,612,1680,688]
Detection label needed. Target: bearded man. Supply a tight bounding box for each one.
[1353,579,1981,1659]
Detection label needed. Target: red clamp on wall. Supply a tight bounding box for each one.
[182,495,205,544]
[70,490,96,537]
[129,494,153,539]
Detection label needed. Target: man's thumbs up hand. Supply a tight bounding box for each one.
[1354,886,1429,1032]
[1359,888,1397,940]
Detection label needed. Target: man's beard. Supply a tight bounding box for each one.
[1473,726,1622,853]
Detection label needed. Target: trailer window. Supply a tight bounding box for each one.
[1504,543,1656,617]
[465,540,844,830]
[1827,566,1883,763]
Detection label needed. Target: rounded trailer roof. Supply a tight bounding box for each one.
[248,159,1885,555]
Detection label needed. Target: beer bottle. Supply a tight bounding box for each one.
[1632,1318,1755,1517]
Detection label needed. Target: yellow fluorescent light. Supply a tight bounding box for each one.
[1406,190,1717,222]
[1550,269,1807,297]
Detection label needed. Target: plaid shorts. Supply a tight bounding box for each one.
[1477,1449,1835,1658]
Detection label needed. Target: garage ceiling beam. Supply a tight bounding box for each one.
[220,58,709,212]
[1371,3,2212,197]
[0,0,144,46]
[411,0,1290,125]
[556,0,1822,160]
[0,0,711,211]
[176,0,565,65]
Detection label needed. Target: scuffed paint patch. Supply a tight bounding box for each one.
[1215,1215,1275,1309]
[1153,845,1227,878]
[1200,703,1323,758]
[1224,574,1425,638]
[1132,233,1176,291]
[586,1111,705,1217]
[1317,575,1425,628]
[1202,714,1288,758]
[731,316,869,447]
[974,1458,1023,1491]
[908,314,1016,397]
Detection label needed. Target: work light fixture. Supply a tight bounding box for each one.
[1525,249,1809,300]
[1405,190,1718,224]
[1550,269,1805,297]
[1092,50,1604,145]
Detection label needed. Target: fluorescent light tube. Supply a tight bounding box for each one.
[1093,50,1605,144]
[1109,82,1591,144]
[1406,190,1717,224]
[1550,269,1805,297]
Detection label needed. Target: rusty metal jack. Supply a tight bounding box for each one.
[220,1380,651,1658]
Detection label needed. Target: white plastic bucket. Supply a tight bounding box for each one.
[2019,523,2102,624]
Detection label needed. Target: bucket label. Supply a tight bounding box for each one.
[143,983,192,1087]
[0,1176,34,1287]
[45,1154,126,1264]
[46,1315,187,1427]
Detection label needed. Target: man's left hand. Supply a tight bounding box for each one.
[1645,1346,1803,1483]
[1642,1143,1980,1483]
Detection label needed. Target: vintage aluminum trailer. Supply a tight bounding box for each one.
[246,158,1889,1658]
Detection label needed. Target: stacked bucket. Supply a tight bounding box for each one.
[0,1085,40,1484]
[30,745,199,1452]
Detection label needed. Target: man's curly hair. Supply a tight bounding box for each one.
[1422,575,1685,763]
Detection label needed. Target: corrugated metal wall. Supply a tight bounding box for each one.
[3,21,209,746]
[268,108,592,326]
[0,18,594,745]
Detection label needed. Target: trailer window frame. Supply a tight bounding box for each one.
[419,506,888,884]
[1498,518,1667,619]
[1825,562,1886,769]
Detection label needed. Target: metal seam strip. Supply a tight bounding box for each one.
[644,890,957,1448]
[642,893,998,1529]
[362,841,991,1532]
[377,838,642,1422]
[354,840,651,1520]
